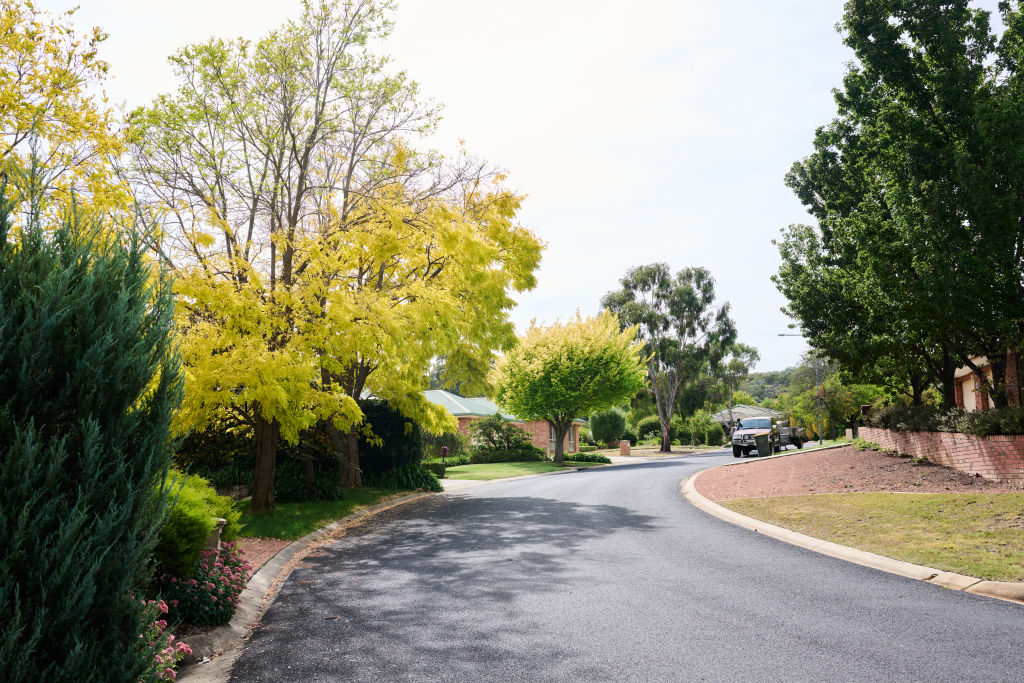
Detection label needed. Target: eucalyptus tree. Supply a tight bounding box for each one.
[602,264,736,452]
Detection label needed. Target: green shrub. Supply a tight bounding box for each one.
[866,403,1024,437]
[469,445,547,463]
[155,471,242,577]
[563,452,612,463]
[0,180,183,682]
[422,462,446,478]
[469,414,533,450]
[423,453,470,467]
[704,424,725,447]
[422,430,469,460]
[368,464,442,492]
[635,415,663,440]
[578,444,599,453]
[621,426,637,445]
[852,437,880,451]
[578,426,596,446]
[174,425,254,474]
[359,400,425,479]
[590,408,626,444]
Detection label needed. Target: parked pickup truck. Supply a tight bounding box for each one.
[731,417,806,458]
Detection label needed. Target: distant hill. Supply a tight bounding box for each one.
[740,367,798,402]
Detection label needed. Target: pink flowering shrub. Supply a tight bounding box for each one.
[141,599,192,681]
[163,542,251,626]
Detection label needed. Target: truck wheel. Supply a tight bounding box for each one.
[795,439,803,449]
[733,445,742,458]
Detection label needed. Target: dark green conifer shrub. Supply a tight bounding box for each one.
[0,181,183,682]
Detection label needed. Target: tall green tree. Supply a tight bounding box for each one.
[602,264,736,452]
[490,311,647,463]
[0,174,182,681]
[776,0,1024,408]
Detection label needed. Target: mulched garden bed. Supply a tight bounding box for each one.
[696,445,1023,502]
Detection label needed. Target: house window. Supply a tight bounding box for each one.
[548,424,555,453]
[568,426,576,452]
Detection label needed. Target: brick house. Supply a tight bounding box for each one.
[954,350,1022,411]
[423,389,582,456]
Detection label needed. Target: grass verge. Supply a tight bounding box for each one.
[237,488,401,540]
[722,492,1024,582]
[443,460,604,481]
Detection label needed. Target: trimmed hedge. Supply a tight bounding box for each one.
[563,452,612,464]
[421,462,446,478]
[469,445,547,464]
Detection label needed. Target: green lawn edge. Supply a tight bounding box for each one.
[722,492,1024,582]
[443,460,605,481]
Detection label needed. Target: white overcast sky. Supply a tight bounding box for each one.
[45,0,1004,371]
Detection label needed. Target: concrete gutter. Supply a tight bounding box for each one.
[681,460,1024,606]
[177,491,434,681]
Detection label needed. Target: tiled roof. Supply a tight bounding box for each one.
[422,390,520,421]
[709,403,786,424]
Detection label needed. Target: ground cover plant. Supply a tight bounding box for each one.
[722,492,1024,582]
[162,542,250,627]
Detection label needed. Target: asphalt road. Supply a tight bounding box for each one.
[230,450,1024,682]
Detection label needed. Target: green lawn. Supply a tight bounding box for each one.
[443,460,605,481]
[237,488,400,540]
[722,492,1024,582]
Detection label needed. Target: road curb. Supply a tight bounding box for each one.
[680,465,1024,607]
[177,490,435,681]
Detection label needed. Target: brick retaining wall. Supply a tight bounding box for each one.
[859,426,1024,486]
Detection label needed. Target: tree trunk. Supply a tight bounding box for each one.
[659,421,671,453]
[552,422,570,463]
[251,413,280,514]
[326,421,362,488]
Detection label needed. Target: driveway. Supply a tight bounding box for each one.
[230,450,1024,681]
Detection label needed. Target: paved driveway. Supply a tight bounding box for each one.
[230,450,1024,681]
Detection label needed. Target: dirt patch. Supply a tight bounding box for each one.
[696,446,1023,502]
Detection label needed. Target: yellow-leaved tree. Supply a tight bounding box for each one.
[491,311,648,463]
[129,0,542,511]
[0,0,127,211]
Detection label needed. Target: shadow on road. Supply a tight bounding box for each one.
[232,495,658,682]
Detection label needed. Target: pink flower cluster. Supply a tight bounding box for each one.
[140,600,192,681]
[163,542,251,627]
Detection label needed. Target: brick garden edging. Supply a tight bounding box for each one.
[859,426,1024,486]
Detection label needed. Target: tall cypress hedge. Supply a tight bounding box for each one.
[0,183,183,682]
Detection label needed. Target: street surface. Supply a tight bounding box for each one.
[231,450,1024,681]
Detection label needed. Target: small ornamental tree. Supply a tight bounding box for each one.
[491,311,647,463]
[0,176,182,681]
[589,408,626,446]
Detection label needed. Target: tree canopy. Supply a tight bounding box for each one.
[602,263,737,452]
[775,0,1024,408]
[130,0,542,510]
[490,311,647,462]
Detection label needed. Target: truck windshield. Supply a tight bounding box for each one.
[738,418,771,430]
